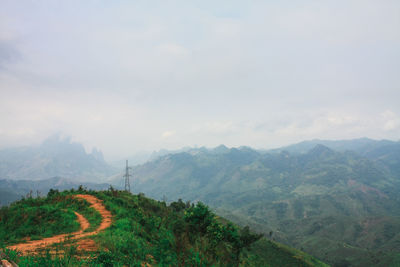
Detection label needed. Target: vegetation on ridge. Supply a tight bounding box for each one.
[124,142,400,266]
[0,187,101,245]
[1,188,327,266]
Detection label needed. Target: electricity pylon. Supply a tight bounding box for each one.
[124,160,132,193]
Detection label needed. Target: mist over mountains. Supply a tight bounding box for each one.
[0,135,114,205]
[0,135,117,182]
[1,1,399,265]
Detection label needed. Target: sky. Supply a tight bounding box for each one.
[0,0,399,160]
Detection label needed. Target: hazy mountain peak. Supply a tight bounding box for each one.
[0,135,116,181]
[308,144,334,156]
[40,134,86,155]
[41,134,72,147]
[91,148,105,162]
[213,144,230,154]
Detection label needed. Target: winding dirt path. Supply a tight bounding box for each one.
[7,194,112,255]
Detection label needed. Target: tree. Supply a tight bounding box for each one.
[239,226,263,249]
[184,202,213,235]
[47,188,59,198]
[170,199,186,212]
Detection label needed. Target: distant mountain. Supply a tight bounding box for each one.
[109,147,202,169]
[0,176,110,206]
[364,143,400,177]
[109,152,152,169]
[270,137,400,180]
[0,135,117,182]
[0,189,20,206]
[148,146,203,161]
[112,140,400,266]
[270,137,399,155]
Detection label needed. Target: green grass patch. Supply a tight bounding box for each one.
[0,189,102,246]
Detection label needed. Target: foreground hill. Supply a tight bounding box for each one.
[114,140,400,266]
[0,189,326,266]
[0,135,117,182]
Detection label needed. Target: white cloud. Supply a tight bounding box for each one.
[0,1,399,159]
[156,43,189,58]
[382,110,400,131]
[162,131,176,138]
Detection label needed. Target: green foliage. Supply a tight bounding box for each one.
[2,189,325,266]
[128,143,400,266]
[13,247,91,267]
[185,202,214,235]
[0,188,101,245]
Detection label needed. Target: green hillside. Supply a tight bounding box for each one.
[117,142,400,266]
[0,188,327,266]
[0,189,101,246]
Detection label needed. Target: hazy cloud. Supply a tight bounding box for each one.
[382,110,400,131]
[162,131,176,138]
[0,1,399,160]
[0,40,19,70]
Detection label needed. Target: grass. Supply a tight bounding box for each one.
[1,188,329,266]
[0,189,102,246]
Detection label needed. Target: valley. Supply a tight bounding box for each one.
[113,139,400,266]
[2,1,398,265]
[1,137,400,266]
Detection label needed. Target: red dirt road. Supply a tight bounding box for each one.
[7,194,112,255]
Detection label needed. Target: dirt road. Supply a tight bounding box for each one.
[7,194,112,255]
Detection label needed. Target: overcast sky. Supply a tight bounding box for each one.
[0,0,399,160]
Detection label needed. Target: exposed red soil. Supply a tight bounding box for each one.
[1,259,15,267]
[75,239,98,252]
[73,194,113,234]
[74,211,90,232]
[7,194,112,255]
[347,179,388,198]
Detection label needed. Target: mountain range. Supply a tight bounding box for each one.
[111,138,400,266]
[2,137,400,266]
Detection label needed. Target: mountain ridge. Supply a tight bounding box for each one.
[110,140,400,266]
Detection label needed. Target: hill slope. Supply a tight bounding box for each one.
[0,189,327,266]
[114,141,400,266]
